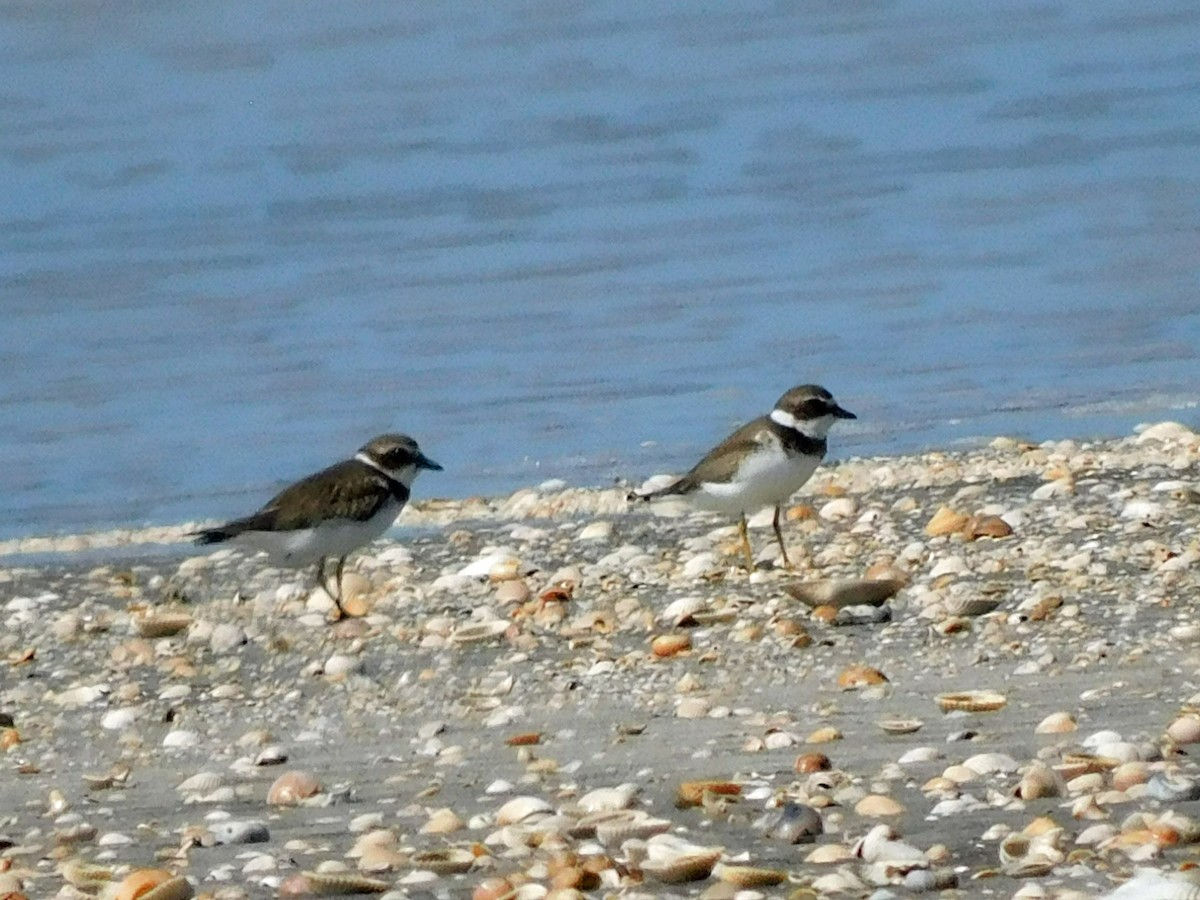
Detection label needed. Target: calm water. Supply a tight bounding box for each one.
[2,1,1198,539]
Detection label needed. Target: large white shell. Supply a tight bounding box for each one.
[494,795,554,826]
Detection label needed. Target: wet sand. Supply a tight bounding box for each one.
[2,423,1200,899]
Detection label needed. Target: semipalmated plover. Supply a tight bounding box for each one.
[193,433,442,615]
[632,385,855,569]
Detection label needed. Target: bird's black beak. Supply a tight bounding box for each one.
[418,454,444,471]
[832,404,856,420]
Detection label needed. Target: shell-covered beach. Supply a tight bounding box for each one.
[2,422,1200,899]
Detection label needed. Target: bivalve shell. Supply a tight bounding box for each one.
[712,863,787,887]
[409,848,475,875]
[112,870,193,900]
[495,795,554,825]
[299,871,390,895]
[641,834,723,884]
[650,634,691,658]
[267,770,321,805]
[676,780,741,808]
[935,690,1007,713]
[786,579,902,609]
[132,612,192,639]
[837,664,888,689]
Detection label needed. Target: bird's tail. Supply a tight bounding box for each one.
[192,527,233,546]
[191,519,255,545]
[626,479,686,504]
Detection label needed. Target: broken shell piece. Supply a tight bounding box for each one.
[785,579,903,610]
[935,690,1007,713]
[451,620,510,644]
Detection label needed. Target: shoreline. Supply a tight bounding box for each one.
[1,421,1199,899]
[2,420,1195,560]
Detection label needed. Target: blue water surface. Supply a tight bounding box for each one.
[1,1,1197,538]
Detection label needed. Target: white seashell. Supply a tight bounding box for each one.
[1100,868,1200,900]
[962,753,1019,775]
[854,824,926,864]
[458,551,520,580]
[577,783,639,813]
[162,729,201,749]
[898,747,942,764]
[494,795,553,826]
[660,596,705,625]
[176,772,224,794]
[100,707,141,731]
[928,556,968,579]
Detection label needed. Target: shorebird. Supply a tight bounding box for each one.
[193,433,441,616]
[631,384,855,569]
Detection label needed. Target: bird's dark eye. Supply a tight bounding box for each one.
[803,399,828,416]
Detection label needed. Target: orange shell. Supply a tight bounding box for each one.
[676,779,741,808]
[112,870,193,900]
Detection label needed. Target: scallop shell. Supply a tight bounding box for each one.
[132,612,192,639]
[266,770,321,805]
[408,848,475,875]
[785,578,903,609]
[299,871,390,895]
[451,620,510,644]
[712,863,787,887]
[641,835,723,884]
[175,772,224,794]
[935,690,1007,713]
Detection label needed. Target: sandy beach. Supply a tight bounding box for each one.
[2,422,1200,899]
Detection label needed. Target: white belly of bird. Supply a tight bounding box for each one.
[238,503,400,568]
[694,450,820,516]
